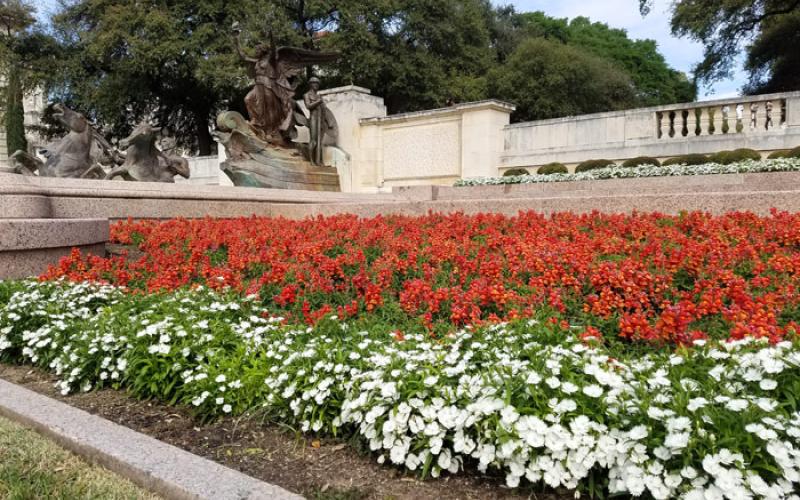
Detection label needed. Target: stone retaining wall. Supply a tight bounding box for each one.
[3,170,800,278]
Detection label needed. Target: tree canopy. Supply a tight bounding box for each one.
[1,0,59,154]
[488,38,638,122]
[639,0,800,92]
[33,1,695,153]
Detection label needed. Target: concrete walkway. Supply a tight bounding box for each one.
[0,378,302,500]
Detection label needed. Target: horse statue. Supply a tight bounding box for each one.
[105,122,190,183]
[10,103,106,178]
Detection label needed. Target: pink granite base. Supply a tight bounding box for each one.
[0,243,106,279]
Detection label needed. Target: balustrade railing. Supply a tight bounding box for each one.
[656,97,787,139]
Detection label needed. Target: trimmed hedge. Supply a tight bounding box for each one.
[710,148,762,165]
[662,154,710,167]
[575,159,615,173]
[789,146,800,159]
[768,150,789,159]
[503,168,530,177]
[537,162,568,175]
[621,156,660,168]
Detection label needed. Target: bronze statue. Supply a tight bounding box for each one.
[300,77,338,166]
[232,24,338,144]
[11,104,106,178]
[105,122,190,183]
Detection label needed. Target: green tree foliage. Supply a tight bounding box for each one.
[640,0,800,91]
[50,0,275,155]
[4,65,25,152]
[488,38,637,122]
[47,0,695,152]
[0,0,33,155]
[322,0,495,112]
[487,10,696,106]
[745,11,800,93]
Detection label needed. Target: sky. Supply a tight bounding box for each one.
[35,0,747,100]
[505,0,747,99]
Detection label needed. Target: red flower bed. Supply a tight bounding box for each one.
[44,211,800,343]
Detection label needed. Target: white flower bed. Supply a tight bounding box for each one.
[2,280,800,499]
[456,158,800,186]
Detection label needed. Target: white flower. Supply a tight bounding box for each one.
[222,404,232,413]
[629,425,648,440]
[215,374,227,383]
[725,399,748,411]
[562,381,578,394]
[582,384,603,398]
[687,398,708,412]
[759,379,778,390]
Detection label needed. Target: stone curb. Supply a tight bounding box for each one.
[0,378,303,500]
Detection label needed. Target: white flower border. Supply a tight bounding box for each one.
[455,158,800,186]
[2,281,800,499]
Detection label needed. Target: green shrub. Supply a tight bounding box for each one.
[662,154,710,167]
[621,156,660,168]
[537,162,568,175]
[787,146,800,159]
[709,148,761,165]
[768,150,789,159]
[502,168,530,177]
[575,159,615,173]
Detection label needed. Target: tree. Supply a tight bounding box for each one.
[50,0,274,155]
[320,0,496,112]
[639,0,800,89]
[488,38,637,122]
[0,0,35,154]
[744,10,800,93]
[493,10,696,107]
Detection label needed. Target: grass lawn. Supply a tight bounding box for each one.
[0,415,159,499]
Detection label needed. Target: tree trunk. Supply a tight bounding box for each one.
[195,114,214,156]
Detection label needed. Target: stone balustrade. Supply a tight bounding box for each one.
[655,94,788,140]
[500,91,800,173]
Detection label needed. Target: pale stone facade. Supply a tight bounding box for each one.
[329,88,514,192]
[501,91,800,173]
[7,87,800,189]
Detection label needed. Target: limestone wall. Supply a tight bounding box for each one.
[351,97,515,192]
[501,91,800,172]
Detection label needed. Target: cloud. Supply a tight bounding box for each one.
[501,0,745,97]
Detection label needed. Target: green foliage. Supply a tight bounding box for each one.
[575,159,616,173]
[662,154,710,166]
[640,0,800,90]
[4,66,26,154]
[488,38,637,122]
[621,156,660,168]
[503,168,530,176]
[537,162,568,175]
[489,11,696,106]
[710,149,762,165]
[50,0,269,155]
[768,150,789,159]
[789,146,800,159]
[41,0,696,145]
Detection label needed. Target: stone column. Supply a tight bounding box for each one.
[460,102,515,179]
[318,86,387,192]
[698,107,711,136]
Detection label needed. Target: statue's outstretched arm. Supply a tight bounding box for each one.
[232,33,258,63]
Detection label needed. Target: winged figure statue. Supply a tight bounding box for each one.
[232,25,339,144]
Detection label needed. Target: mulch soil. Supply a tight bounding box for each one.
[0,363,569,500]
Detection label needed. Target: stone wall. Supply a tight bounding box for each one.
[501,91,800,172]
[5,169,800,278]
[309,88,515,192]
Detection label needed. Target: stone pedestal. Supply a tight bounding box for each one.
[319,86,387,192]
[0,218,109,279]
